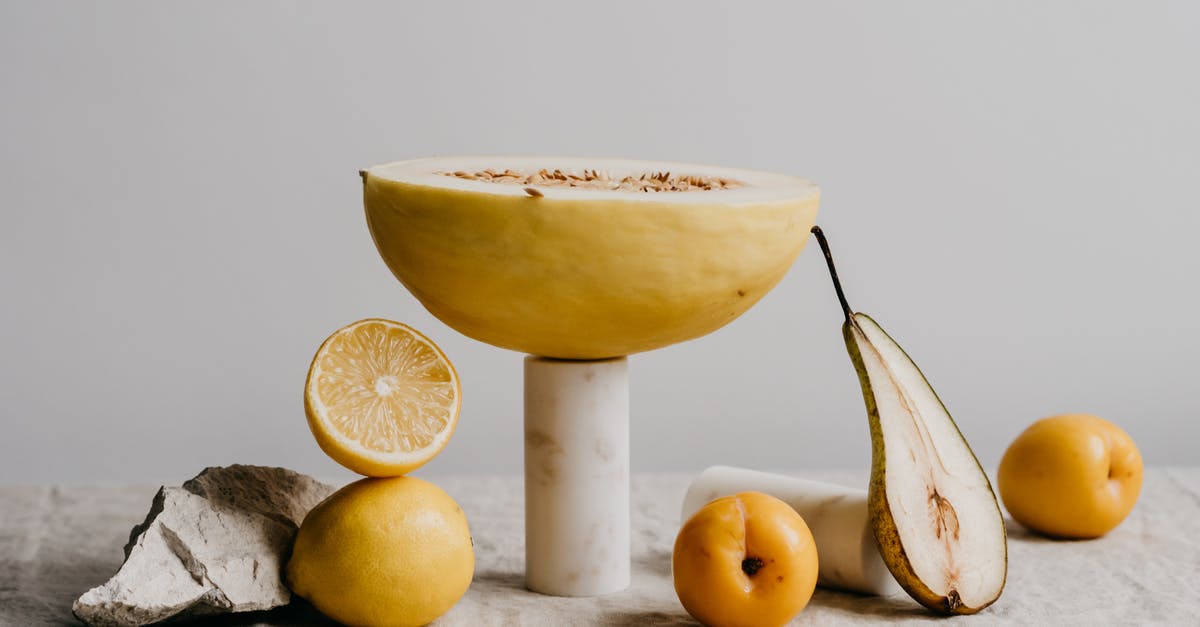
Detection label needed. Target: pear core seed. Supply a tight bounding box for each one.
[439,168,744,192]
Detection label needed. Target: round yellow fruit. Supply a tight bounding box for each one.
[362,157,819,359]
[287,476,474,627]
[997,414,1143,539]
[304,319,461,477]
[673,492,819,627]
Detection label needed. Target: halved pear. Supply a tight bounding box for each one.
[812,227,1007,614]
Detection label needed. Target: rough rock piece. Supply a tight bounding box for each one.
[73,465,335,627]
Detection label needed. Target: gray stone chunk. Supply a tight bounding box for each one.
[72,465,335,627]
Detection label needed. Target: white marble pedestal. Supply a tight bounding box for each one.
[523,356,630,597]
[682,465,901,596]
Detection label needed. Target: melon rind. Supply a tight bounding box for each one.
[362,156,819,359]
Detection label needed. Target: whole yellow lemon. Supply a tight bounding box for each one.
[287,476,474,627]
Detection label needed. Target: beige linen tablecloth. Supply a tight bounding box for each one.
[2,469,1198,626]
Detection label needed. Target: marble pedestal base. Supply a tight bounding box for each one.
[523,356,630,597]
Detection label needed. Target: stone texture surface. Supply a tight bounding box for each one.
[69,465,335,626]
[1,469,1198,626]
[524,356,630,596]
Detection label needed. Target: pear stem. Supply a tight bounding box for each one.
[811,226,853,323]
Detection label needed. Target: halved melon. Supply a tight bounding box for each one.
[361,156,819,359]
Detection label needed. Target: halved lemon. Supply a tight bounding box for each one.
[304,319,461,477]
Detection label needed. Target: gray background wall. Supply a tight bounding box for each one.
[2,1,1197,484]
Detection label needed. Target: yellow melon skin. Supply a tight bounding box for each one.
[363,165,819,359]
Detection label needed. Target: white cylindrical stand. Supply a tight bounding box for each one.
[524,356,630,596]
[682,466,901,596]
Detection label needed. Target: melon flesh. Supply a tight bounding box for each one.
[362,156,819,359]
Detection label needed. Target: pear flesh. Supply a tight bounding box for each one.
[846,313,1007,614]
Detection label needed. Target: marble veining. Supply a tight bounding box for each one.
[524,356,631,597]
